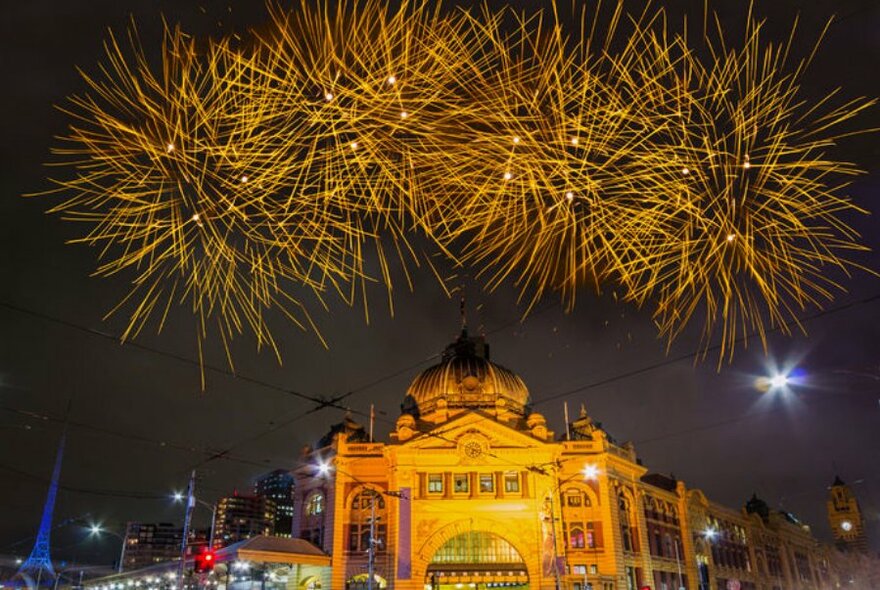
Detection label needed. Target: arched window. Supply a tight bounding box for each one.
[431,531,524,565]
[306,492,325,516]
[569,526,585,549]
[618,493,637,553]
[561,485,599,551]
[348,490,387,553]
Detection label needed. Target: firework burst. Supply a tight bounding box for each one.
[33,2,875,368]
[618,10,876,360]
[38,22,338,369]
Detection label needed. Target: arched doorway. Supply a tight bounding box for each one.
[426,531,529,589]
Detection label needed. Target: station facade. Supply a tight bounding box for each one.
[294,329,879,590]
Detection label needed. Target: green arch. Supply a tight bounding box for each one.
[430,530,525,565]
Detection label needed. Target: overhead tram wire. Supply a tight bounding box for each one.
[531,292,880,408]
[0,462,169,501]
[0,296,561,476]
[186,300,565,470]
[0,404,273,470]
[0,300,351,412]
[7,294,879,477]
[0,296,558,431]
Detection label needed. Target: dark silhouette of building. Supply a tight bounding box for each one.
[121,523,208,571]
[255,469,295,537]
[212,493,275,548]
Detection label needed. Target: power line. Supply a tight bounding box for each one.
[0,462,167,500]
[532,292,880,407]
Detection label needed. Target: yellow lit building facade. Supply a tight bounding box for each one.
[293,330,879,590]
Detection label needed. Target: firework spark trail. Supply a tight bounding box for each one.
[419,3,695,312]
[615,11,876,362]
[32,1,875,370]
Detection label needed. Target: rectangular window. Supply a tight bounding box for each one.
[567,493,583,507]
[572,565,587,575]
[504,472,520,493]
[479,473,494,493]
[454,473,469,493]
[428,474,443,493]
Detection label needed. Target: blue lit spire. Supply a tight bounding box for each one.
[16,426,67,587]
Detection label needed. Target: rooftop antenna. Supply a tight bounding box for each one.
[459,284,468,332]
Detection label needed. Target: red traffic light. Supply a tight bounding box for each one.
[194,548,217,573]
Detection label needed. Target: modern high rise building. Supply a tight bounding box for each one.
[255,469,295,537]
[120,523,208,571]
[826,476,869,553]
[212,493,276,548]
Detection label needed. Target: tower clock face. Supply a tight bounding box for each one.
[841,520,853,532]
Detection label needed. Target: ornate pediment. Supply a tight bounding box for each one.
[399,409,547,453]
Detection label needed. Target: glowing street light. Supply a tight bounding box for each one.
[88,524,126,573]
[317,461,332,476]
[582,464,600,480]
[769,373,790,390]
[704,527,718,540]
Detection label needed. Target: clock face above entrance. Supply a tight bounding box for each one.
[458,434,489,463]
[464,441,483,458]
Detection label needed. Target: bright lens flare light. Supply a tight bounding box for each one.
[89,524,103,535]
[317,461,332,476]
[769,374,789,389]
[582,464,600,480]
[754,363,805,393]
[704,527,718,540]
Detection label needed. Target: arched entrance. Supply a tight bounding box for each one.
[426,531,529,589]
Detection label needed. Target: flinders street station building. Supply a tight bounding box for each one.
[290,329,879,590]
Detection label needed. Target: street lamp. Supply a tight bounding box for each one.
[529,461,603,590]
[172,491,217,548]
[88,524,126,574]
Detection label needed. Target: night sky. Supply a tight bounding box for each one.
[2,0,879,566]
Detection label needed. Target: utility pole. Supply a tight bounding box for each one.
[178,470,196,590]
[548,492,562,590]
[674,537,684,590]
[367,491,376,590]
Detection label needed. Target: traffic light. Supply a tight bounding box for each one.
[194,548,216,573]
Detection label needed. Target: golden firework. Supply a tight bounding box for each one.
[418,3,691,312]
[618,10,876,361]
[33,1,875,368]
[38,22,341,368]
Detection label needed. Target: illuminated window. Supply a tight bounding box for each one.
[567,492,583,507]
[305,493,324,516]
[504,472,520,493]
[428,474,443,493]
[569,525,585,549]
[431,531,523,565]
[479,474,494,493]
[454,474,469,493]
[349,491,387,553]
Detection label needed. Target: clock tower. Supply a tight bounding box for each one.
[827,476,869,553]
